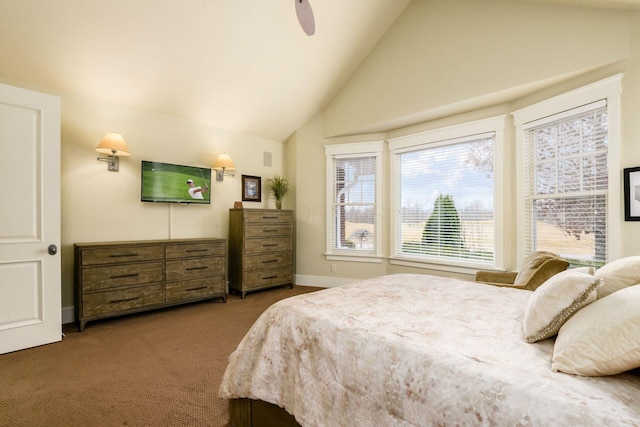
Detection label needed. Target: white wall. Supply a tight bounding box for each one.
[324,0,630,137]
[290,0,640,285]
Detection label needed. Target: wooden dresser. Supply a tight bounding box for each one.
[74,238,226,331]
[228,209,294,298]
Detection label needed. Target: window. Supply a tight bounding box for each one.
[388,116,505,272]
[513,75,622,267]
[523,103,608,266]
[325,141,383,261]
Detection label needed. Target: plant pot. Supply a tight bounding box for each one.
[275,200,282,210]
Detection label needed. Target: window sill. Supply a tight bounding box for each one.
[325,253,384,263]
[388,256,494,276]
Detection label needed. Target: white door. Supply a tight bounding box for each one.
[0,83,61,354]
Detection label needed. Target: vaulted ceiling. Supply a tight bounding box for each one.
[0,0,410,141]
[0,0,635,142]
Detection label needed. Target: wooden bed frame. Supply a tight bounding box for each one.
[229,398,301,427]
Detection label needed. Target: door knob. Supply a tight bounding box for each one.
[48,244,58,255]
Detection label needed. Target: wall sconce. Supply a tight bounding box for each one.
[96,132,130,171]
[213,153,236,181]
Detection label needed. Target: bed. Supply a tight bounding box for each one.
[219,272,640,426]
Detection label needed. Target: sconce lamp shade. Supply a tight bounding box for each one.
[213,153,236,171]
[96,132,130,172]
[96,132,131,156]
[213,153,236,181]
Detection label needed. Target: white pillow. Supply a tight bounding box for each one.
[571,266,594,275]
[522,269,600,343]
[552,284,640,376]
[594,256,640,299]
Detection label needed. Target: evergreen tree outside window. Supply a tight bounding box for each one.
[422,194,464,257]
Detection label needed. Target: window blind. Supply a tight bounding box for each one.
[392,134,495,264]
[522,101,608,266]
[328,154,377,253]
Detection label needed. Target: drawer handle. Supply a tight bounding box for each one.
[263,275,278,280]
[186,286,208,291]
[262,244,278,247]
[111,273,140,279]
[110,253,138,258]
[262,229,278,232]
[186,249,209,253]
[186,266,207,271]
[109,297,139,304]
[262,259,277,264]
[262,216,279,219]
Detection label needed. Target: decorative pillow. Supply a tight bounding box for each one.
[522,269,601,343]
[569,266,595,275]
[594,256,640,299]
[552,284,640,376]
[514,251,570,291]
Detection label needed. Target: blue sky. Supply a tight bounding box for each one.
[399,142,493,212]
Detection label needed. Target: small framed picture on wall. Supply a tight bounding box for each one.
[624,167,640,221]
[242,175,261,202]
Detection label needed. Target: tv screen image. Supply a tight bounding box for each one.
[141,161,212,204]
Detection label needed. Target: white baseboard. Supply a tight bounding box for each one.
[62,306,75,325]
[295,274,358,288]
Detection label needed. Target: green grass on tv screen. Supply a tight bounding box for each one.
[141,161,211,203]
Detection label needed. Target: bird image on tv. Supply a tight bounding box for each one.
[141,161,212,204]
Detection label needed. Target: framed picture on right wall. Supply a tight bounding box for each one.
[624,167,640,221]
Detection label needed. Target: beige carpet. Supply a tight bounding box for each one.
[0,285,320,427]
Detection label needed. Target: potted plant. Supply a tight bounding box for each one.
[266,175,290,209]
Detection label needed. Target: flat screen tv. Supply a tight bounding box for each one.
[141,160,211,204]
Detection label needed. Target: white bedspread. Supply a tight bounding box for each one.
[219,274,640,426]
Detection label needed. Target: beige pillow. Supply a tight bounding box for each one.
[514,251,570,291]
[594,256,640,299]
[552,284,640,376]
[522,269,600,343]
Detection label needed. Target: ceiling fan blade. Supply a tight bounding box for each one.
[295,0,315,36]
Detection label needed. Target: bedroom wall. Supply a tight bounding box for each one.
[0,82,286,321]
[291,114,390,286]
[619,11,640,256]
[323,0,630,137]
[289,0,640,286]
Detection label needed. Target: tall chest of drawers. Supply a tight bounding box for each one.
[75,238,226,331]
[228,209,294,298]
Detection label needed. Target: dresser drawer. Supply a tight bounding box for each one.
[243,209,293,224]
[80,245,163,266]
[165,277,225,302]
[244,236,292,254]
[244,270,293,290]
[244,223,293,238]
[165,241,225,259]
[82,284,163,317]
[82,262,163,292]
[165,256,225,281]
[245,252,293,271]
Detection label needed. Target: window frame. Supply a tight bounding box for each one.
[324,141,384,263]
[388,116,506,274]
[512,74,623,266]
